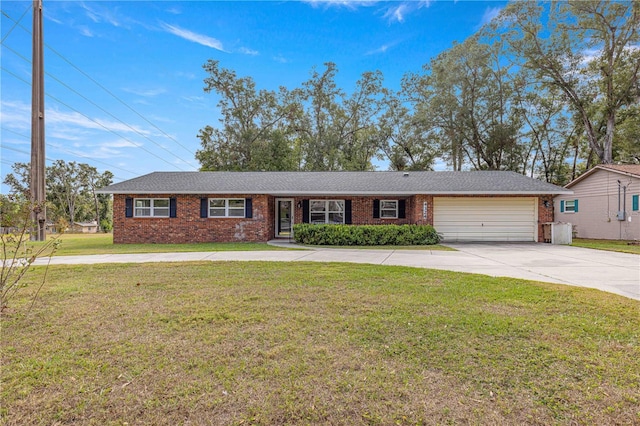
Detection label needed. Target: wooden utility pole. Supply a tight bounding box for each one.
[30,0,46,241]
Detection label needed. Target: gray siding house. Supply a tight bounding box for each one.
[555,165,640,240]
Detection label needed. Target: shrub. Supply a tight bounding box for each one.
[293,224,440,246]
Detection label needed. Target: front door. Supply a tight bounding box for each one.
[276,199,293,237]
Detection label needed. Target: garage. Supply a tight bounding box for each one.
[433,197,537,242]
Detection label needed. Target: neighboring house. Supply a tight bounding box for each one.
[555,164,640,241]
[97,171,570,244]
[71,221,99,234]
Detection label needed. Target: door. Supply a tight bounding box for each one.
[433,197,537,242]
[276,199,293,237]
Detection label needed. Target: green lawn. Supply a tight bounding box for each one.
[572,238,640,255]
[2,262,638,425]
[27,233,292,256]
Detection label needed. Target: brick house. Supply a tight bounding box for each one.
[97,171,570,244]
[555,164,640,240]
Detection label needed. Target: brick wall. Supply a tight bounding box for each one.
[113,194,272,244]
[113,193,554,243]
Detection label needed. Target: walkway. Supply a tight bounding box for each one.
[33,243,639,301]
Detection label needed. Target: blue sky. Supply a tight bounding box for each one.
[1,0,506,191]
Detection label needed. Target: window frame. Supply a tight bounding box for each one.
[133,198,170,218]
[379,200,399,219]
[564,199,576,213]
[208,198,246,218]
[309,199,345,224]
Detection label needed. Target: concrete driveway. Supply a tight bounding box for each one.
[35,243,639,301]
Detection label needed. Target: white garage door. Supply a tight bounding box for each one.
[433,197,537,242]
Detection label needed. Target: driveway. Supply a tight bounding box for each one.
[35,243,639,301]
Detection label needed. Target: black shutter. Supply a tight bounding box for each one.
[372,199,380,218]
[302,199,309,223]
[398,200,406,219]
[125,197,133,218]
[169,198,177,218]
[200,198,208,218]
[345,200,352,224]
[245,198,253,218]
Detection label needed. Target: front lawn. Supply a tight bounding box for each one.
[572,238,640,255]
[2,262,638,425]
[25,233,291,256]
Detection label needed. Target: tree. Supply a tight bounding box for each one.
[196,60,297,171]
[406,37,524,171]
[79,164,114,231]
[497,0,640,165]
[377,92,437,171]
[3,163,31,197]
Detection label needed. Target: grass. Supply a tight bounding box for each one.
[24,233,292,256]
[572,238,640,255]
[2,262,638,425]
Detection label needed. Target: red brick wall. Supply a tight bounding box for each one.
[113,194,272,244]
[113,193,554,243]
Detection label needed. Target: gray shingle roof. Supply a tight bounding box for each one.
[97,171,571,195]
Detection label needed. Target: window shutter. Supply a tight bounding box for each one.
[245,198,253,218]
[169,198,177,218]
[125,197,133,218]
[633,195,639,212]
[398,200,406,219]
[345,200,352,224]
[574,199,578,213]
[560,200,565,213]
[200,198,208,218]
[373,199,380,218]
[302,200,309,223]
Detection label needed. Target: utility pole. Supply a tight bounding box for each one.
[30,0,46,241]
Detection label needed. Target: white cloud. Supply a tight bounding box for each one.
[79,26,94,37]
[303,0,376,10]
[161,23,226,51]
[122,87,167,97]
[273,55,290,64]
[383,1,431,24]
[384,4,407,23]
[239,47,259,56]
[479,6,502,27]
[366,43,390,55]
[80,2,123,28]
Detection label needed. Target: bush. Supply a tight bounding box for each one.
[293,224,440,246]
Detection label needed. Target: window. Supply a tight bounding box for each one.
[134,198,169,217]
[380,200,398,218]
[633,195,639,212]
[310,200,344,224]
[561,199,578,213]
[209,198,245,218]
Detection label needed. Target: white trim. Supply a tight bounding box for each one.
[133,198,170,218]
[208,198,246,218]
[275,198,294,237]
[309,199,345,224]
[380,199,398,219]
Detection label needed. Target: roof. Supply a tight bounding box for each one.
[97,171,571,196]
[566,164,640,188]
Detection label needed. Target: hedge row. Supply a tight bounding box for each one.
[292,224,441,246]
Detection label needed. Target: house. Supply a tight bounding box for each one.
[96,171,571,244]
[71,221,99,234]
[555,164,640,240]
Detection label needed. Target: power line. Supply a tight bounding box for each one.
[0,4,31,44]
[1,42,199,169]
[2,66,189,171]
[1,128,132,181]
[1,8,199,161]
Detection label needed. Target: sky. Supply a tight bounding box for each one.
[0,0,507,192]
